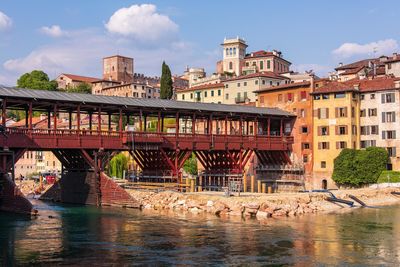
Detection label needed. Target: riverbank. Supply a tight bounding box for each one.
[126,187,400,220]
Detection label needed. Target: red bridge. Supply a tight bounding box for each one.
[0,86,295,214]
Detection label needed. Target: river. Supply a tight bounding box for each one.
[1,199,400,266]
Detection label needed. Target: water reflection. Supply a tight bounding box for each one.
[1,200,400,266]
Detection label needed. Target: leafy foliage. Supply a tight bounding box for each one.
[332,147,388,186]
[17,70,58,90]
[67,82,92,94]
[183,153,198,176]
[378,171,400,183]
[108,153,128,179]
[160,61,173,99]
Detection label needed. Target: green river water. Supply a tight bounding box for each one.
[1,199,400,266]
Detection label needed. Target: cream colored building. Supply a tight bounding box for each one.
[176,83,224,103]
[98,82,159,99]
[385,53,400,77]
[221,37,247,76]
[55,73,98,90]
[223,72,289,105]
[359,78,400,170]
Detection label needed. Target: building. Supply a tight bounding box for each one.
[102,55,134,83]
[223,72,289,105]
[176,83,224,103]
[219,37,291,77]
[98,82,159,99]
[55,73,99,90]
[255,81,314,183]
[358,77,400,170]
[385,53,400,77]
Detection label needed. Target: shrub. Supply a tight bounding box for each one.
[332,147,388,186]
[377,171,400,183]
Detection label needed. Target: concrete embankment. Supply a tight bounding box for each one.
[126,187,400,220]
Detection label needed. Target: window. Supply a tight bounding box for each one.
[229,62,233,70]
[244,82,247,86]
[336,141,347,149]
[313,95,321,100]
[190,93,193,99]
[352,107,355,118]
[336,107,347,117]
[218,90,221,96]
[204,91,207,97]
[319,126,329,136]
[361,140,376,148]
[211,90,214,97]
[300,91,307,100]
[382,93,395,103]
[382,130,396,139]
[388,147,397,157]
[370,94,375,99]
[300,109,305,118]
[303,155,308,163]
[368,108,377,116]
[233,47,236,55]
[287,93,293,102]
[321,161,327,168]
[352,125,357,135]
[301,126,308,134]
[337,125,347,135]
[225,93,229,100]
[255,80,259,85]
[322,94,329,100]
[360,109,366,117]
[302,143,310,150]
[182,94,185,100]
[226,48,229,56]
[267,60,270,69]
[334,93,345,98]
[370,125,379,134]
[388,63,392,70]
[229,48,232,55]
[237,83,240,87]
[260,61,264,70]
[262,80,266,85]
[360,94,365,100]
[269,81,272,85]
[278,94,283,102]
[382,111,396,123]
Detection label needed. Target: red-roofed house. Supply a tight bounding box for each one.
[56,73,100,90]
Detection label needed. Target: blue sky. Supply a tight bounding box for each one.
[0,0,399,85]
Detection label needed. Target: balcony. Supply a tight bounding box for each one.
[235,96,250,104]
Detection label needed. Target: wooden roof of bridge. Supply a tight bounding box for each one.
[0,86,294,119]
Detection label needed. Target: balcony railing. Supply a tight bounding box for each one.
[235,96,250,104]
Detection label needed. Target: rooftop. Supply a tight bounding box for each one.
[177,83,224,93]
[0,86,294,118]
[225,72,288,82]
[254,81,311,93]
[59,74,100,83]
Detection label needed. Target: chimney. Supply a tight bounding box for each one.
[339,62,343,67]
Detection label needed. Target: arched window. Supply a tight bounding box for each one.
[233,47,236,55]
[229,48,233,55]
[226,48,229,56]
[229,62,233,70]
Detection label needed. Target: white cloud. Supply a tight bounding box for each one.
[332,39,399,59]
[105,4,178,42]
[0,11,12,31]
[40,25,67,37]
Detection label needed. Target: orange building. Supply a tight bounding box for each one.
[255,81,314,183]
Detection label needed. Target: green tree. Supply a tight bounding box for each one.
[17,70,58,90]
[332,147,388,186]
[160,61,173,99]
[67,82,92,94]
[108,153,128,179]
[183,153,198,176]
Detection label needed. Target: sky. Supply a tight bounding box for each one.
[0,0,399,86]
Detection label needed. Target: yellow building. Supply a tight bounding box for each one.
[176,83,225,103]
[311,81,360,189]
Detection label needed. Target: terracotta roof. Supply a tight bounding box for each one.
[244,50,291,63]
[177,83,224,93]
[11,116,47,127]
[385,56,400,63]
[61,74,99,83]
[335,58,380,71]
[254,81,311,93]
[340,66,365,75]
[312,77,398,94]
[225,72,288,82]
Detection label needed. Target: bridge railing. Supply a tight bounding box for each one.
[4,127,294,145]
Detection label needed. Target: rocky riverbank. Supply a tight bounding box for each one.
[126,187,400,220]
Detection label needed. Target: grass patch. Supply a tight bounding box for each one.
[377,171,400,183]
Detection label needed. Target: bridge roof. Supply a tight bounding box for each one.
[0,86,293,118]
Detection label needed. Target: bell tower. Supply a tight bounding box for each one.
[221,37,247,76]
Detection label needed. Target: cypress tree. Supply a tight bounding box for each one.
[160,61,173,99]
